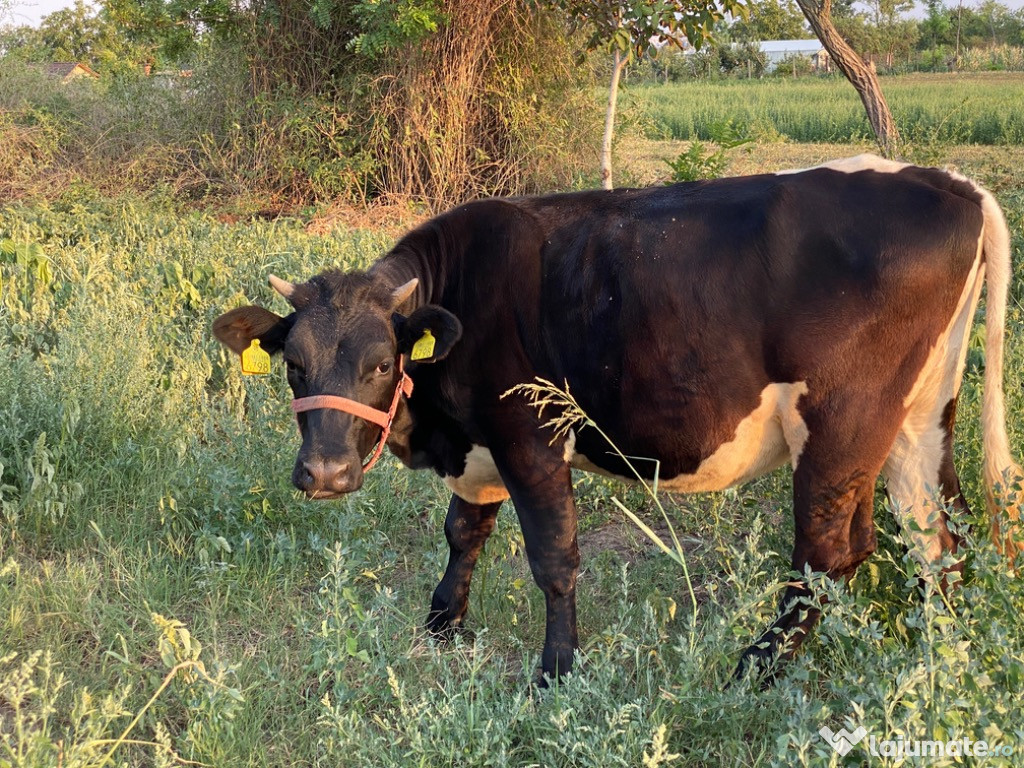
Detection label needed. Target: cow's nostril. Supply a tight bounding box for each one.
[324,462,351,492]
[301,462,319,489]
[300,460,357,495]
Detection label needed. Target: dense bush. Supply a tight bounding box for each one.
[0,2,598,210]
[0,62,204,200]
[770,52,815,78]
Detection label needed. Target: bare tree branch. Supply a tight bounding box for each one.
[796,0,901,156]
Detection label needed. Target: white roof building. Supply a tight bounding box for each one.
[758,39,830,71]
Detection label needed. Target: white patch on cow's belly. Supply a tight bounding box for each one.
[443,445,510,505]
[571,381,810,493]
[775,153,909,177]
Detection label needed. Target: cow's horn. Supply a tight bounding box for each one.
[269,274,296,302]
[391,278,419,308]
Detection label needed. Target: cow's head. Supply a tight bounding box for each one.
[213,271,461,498]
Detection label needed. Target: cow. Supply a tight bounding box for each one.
[213,154,1023,683]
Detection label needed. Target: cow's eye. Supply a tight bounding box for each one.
[286,360,304,379]
[376,360,392,375]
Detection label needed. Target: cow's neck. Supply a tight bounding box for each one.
[368,218,465,313]
[366,219,468,468]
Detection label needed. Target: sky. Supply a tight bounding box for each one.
[5,0,1024,29]
[5,0,91,27]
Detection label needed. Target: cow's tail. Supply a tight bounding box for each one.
[977,184,1024,558]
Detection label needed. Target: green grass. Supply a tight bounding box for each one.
[629,72,1024,145]
[1,150,1024,767]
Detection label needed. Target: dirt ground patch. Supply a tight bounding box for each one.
[305,198,429,238]
[579,517,701,564]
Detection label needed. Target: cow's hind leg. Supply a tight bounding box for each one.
[736,460,880,683]
[427,494,502,638]
[882,251,983,582]
[883,394,968,585]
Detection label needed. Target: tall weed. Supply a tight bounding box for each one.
[632,73,1024,145]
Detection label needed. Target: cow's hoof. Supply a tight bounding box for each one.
[733,646,780,690]
[530,658,576,690]
[529,669,554,691]
[425,606,469,642]
[426,613,457,641]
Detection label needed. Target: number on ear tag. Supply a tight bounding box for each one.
[411,329,436,361]
[241,339,271,375]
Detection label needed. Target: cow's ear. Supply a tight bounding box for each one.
[213,306,294,355]
[394,305,462,363]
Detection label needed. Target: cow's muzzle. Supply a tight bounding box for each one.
[289,357,414,485]
[294,458,362,498]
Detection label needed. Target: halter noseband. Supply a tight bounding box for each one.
[290,356,413,472]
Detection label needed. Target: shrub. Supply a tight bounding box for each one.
[770,52,815,78]
[958,44,1024,72]
[0,4,598,210]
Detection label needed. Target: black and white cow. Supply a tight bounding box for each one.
[214,155,1023,682]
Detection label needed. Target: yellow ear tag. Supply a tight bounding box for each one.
[241,339,271,375]
[411,329,436,361]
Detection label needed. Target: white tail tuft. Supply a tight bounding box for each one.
[975,184,1024,558]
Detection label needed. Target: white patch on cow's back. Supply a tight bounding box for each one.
[775,153,909,177]
[883,241,985,565]
[570,381,809,493]
[443,445,510,505]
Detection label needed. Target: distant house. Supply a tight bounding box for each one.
[147,67,196,92]
[45,62,100,83]
[758,40,831,72]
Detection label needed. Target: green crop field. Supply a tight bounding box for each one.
[2,145,1024,767]
[629,72,1024,145]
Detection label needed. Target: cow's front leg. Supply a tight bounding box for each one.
[494,455,580,683]
[427,494,502,638]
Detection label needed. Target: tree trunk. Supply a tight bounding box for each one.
[601,50,627,190]
[955,0,963,62]
[796,0,901,157]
